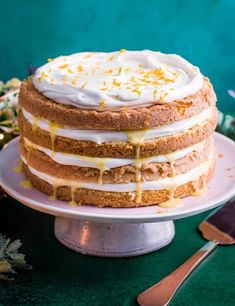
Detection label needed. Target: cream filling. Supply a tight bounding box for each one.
[32,50,204,111]
[22,107,213,144]
[21,153,212,192]
[23,137,206,170]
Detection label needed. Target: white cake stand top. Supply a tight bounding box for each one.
[0,133,235,224]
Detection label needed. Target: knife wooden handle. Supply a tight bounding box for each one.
[137,241,219,306]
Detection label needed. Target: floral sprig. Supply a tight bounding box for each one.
[0,78,21,133]
[0,78,21,149]
[0,78,32,280]
[217,89,235,141]
[0,234,32,280]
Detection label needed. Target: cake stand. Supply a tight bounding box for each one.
[0,133,235,257]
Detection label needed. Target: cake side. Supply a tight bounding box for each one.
[22,157,216,208]
[18,107,218,157]
[20,136,214,183]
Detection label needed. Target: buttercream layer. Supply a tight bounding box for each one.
[18,108,218,157]
[20,77,216,130]
[20,136,213,183]
[22,156,215,207]
[21,107,214,144]
[22,136,208,169]
[32,50,203,111]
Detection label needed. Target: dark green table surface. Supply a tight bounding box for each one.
[1,0,235,305]
[0,198,235,306]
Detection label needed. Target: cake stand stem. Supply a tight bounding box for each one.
[54,217,175,257]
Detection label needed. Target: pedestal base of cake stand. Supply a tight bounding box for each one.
[54,217,175,257]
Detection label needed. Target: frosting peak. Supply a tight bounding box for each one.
[33,50,203,111]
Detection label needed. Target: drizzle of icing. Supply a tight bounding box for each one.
[20,180,33,189]
[159,198,183,208]
[134,159,143,203]
[162,181,178,206]
[192,175,207,196]
[64,154,107,184]
[48,122,63,156]
[97,161,106,184]
[69,185,78,206]
[49,185,58,200]
[32,116,40,132]
[13,160,23,173]
[125,130,147,203]
[125,129,147,145]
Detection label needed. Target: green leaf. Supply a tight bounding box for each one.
[0,234,32,280]
[0,237,10,259]
[6,239,22,253]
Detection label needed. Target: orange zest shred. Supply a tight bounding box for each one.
[113,79,121,87]
[77,65,84,73]
[132,88,141,96]
[37,72,48,83]
[107,55,115,61]
[153,89,157,100]
[59,64,68,69]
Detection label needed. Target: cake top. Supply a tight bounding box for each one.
[33,50,203,111]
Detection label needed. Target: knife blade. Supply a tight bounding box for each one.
[199,200,235,244]
[137,199,235,306]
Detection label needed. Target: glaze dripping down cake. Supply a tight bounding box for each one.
[18,50,218,208]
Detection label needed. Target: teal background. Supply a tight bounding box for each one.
[0,0,235,112]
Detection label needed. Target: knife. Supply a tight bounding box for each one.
[137,199,235,306]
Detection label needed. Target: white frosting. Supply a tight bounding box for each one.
[24,137,206,170]
[21,154,212,192]
[22,107,213,144]
[33,50,203,111]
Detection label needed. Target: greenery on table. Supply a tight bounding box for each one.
[0,234,32,280]
[0,78,21,149]
[217,111,235,141]
[0,78,32,280]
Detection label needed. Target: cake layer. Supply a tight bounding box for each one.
[20,136,213,183]
[21,106,214,143]
[19,77,216,130]
[22,156,215,208]
[22,136,208,169]
[19,107,218,157]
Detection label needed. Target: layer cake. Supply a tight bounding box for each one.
[18,50,218,208]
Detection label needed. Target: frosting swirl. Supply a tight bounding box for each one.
[33,50,203,111]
